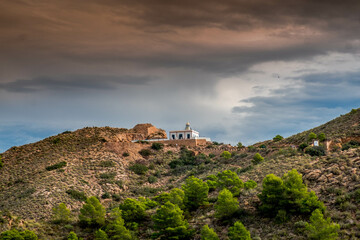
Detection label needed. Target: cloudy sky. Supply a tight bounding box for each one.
[1,0,360,152]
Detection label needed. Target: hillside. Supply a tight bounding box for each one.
[0,109,360,239]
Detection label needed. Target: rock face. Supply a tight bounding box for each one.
[131,123,167,140]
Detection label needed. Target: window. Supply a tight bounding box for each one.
[172,134,176,139]
[179,134,183,139]
[187,134,191,139]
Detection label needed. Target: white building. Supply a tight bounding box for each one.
[169,122,200,140]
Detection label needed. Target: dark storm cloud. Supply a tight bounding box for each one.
[0,75,153,93]
[107,0,360,32]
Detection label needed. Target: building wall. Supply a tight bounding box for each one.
[169,130,199,140]
[152,138,208,147]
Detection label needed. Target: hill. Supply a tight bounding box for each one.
[0,109,359,239]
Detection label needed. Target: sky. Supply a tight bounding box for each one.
[1,0,360,152]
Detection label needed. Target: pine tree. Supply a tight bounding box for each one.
[79,196,106,227]
[182,176,209,210]
[67,232,78,240]
[200,225,219,240]
[215,189,239,219]
[228,221,252,240]
[106,208,132,240]
[305,209,340,240]
[52,203,71,223]
[95,230,109,240]
[152,201,190,239]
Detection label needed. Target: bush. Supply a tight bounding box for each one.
[139,149,152,158]
[101,192,111,199]
[152,202,190,239]
[46,161,67,171]
[252,153,264,165]
[298,143,309,151]
[0,156,3,170]
[67,232,78,240]
[201,225,219,240]
[237,142,244,150]
[122,152,129,157]
[228,221,251,240]
[244,180,257,190]
[304,209,340,240]
[95,229,109,240]
[106,208,132,239]
[182,176,209,211]
[217,170,244,196]
[308,132,317,142]
[318,133,326,142]
[169,147,199,168]
[52,203,71,223]
[151,142,164,150]
[215,189,239,220]
[305,146,325,156]
[258,169,325,216]
[119,198,147,223]
[129,163,148,175]
[99,172,116,179]
[154,188,185,209]
[99,161,115,167]
[66,189,87,201]
[148,175,157,184]
[273,135,284,142]
[220,151,231,159]
[0,229,38,240]
[206,175,218,191]
[79,196,106,227]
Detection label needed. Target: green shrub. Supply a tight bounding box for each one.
[46,161,67,171]
[273,135,284,142]
[237,142,244,150]
[52,137,61,144]
[350,108,357,114]
[304,209,340,240]
[244,180,257,190]
[129,163,148,175]
[99,161,115,167]
[148,175,157,184]
[308,132,317,141]
[79,196,106,227]
[305,146,325,156]
[215,189,239,220]
[169,147,198,168]
[154,188,185,209]
[258,169,325,216]
[122,152,130,157]
[318,133,326,142]
[208,153,216,158]
[52,203,71,224]
[220,151,231,159]
[152,201,190,239]
[151,142,164,150]
[67,231,78,240]
[139,149,152,158]
[182,176,209,211]
[95,229,109,240]
[101,192,111,199]
[66,189,87,201]
[0,229,38,240]
[0,156,3,169]
[237,165,253,174]
[99,172,116,179]
[217,170,244,196]
[252,153,264,165]
[275,209,288,223]
[298,143,309,151]
[201,225,219,240]
[119,198,147,224]
[206,175,218,191]
[228,221,251,240]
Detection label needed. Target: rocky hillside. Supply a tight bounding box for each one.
[0,109,359,239]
